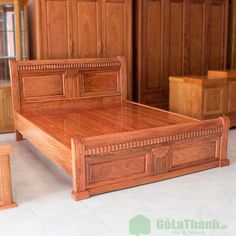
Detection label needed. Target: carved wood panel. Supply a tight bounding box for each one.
[83,130,222,189]
[228,81,236,113]
[145,0,163,105]
[103,0,126,57]
[73,0,101,58]
[0,146,16,210]
[228,0,236,69]
[80,71,120,97]
[203,88,224,115]
[134,0,228,107]
[208,0,228,70]
[171,140,218,169]
[152,146,171,175]
[136,0,186,108]
[12,58,124,111]
[40,0,73,59]
[19,69,122,101]
[168,0,185,76]
[29,0,132,99]
[185,0,208,75]
[102,0,132,99]
[135,0,166,107]
[86,152,151,186]
[21,75,64,99]
[0,87,14,133]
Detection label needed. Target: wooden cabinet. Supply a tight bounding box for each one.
[98,0,132,85]
[135,0,182,108]
[134,0,228,108]
[134,0,167,108]
[228,0,236,69]
[184,0,208,75]
[72,0,101,58]
[28,0,133,99]
[169,70,236,127]
[0,145,16,210]
[208,0,228,70]
[169,75,227,120]
[40,0,73,59]
[0,0,29,133]
[0,84,14,133]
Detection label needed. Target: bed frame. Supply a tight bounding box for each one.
[10,57,230,201]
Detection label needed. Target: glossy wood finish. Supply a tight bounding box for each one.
[0,0,29,59]
[10,57,230,200]
[0,145,16,210]
[208,70,236,126]
[228,0,236,69]
[28,0,133,99]
[20,103,195,149]
[169,70,236,127]
[170,76,226,120]
[0,82,14,133]
[208,0,228,71]
[134,0,228,108]
[0,0,29,133]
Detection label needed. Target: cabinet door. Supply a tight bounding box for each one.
[228,0,236,69]
[164,0,185,78]
[207,0,228,70]
[184,0,208,75]
[228,81,236,113]
[162,0,186,108]
[135,0,165,106]
[135,0,186,108]
[101,0,132,99]
[0,87,14,133]
[73,0,102,58]
[40,0,73,59]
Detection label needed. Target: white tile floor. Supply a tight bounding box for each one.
[0,131,236,236]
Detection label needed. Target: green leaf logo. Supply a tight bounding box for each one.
[129,215,151,236]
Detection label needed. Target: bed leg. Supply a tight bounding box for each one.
[16,130,23,141]
[219,159,230,167]
[71,191,90,201]
[71,138,90,201]
[219,117,230,167]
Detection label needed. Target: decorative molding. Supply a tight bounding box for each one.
[0,0,27,4]
[17,61,121,71]
[84,126,223,156]
[63,72,80,99]
[152,146,171,175]
[152,146,170,159]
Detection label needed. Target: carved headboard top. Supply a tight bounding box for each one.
[10,57,127,112]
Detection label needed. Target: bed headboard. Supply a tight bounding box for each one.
[10,57,127,112]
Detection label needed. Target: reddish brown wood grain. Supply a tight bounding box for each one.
[10,57,230,201]
[170,71,236,127]
[0,145,17,210]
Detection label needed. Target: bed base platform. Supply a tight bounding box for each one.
[15,113,229,201]
[71,117,229,200]
[10,57,230,201]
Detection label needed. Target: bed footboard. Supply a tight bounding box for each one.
[71,117,229,201]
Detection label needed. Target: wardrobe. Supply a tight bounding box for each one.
[28,0,228,107]
[134,0,228,108]
[229,0,236,69]
[28,0,133,99]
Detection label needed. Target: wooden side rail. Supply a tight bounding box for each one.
[0,145,16,210]
[71,117,230,201]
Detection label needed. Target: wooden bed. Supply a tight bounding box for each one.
[10,57,230,201]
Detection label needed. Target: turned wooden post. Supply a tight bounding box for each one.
[0,145,17,210]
